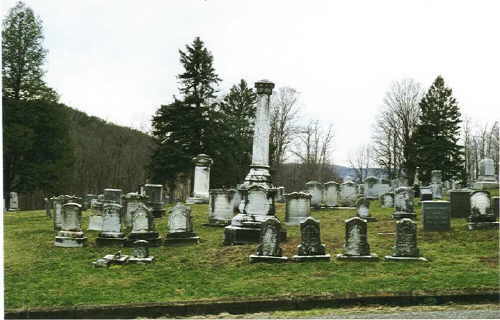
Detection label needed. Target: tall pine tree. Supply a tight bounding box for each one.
[414,76,464,184]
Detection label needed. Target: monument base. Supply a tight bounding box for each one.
[223,225,287,245]
[392,212,417,220]
[249,255,288,263]
[203,218,231,227]
[467,222,499,230]
[186,197,208,204]
[125,232,162,247]
[128,256,155,264]
[54,232,87,247]
[291,254,331,262]
[336,254,379,261]
[384,255,428,262]
[473,181,499,190]
[164,232,199,246]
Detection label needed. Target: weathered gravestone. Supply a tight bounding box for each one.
[249,217,288,263]
[126,202,161,246]
[88,197,104,231]
[292,217,330,262]
[356,198,376,222]
[323,181,339,207]
[305,181,323,209]
[165,202,199,245]
[52,195,81,231]
[144,184,165,218]
[123,192,148,229]
[336,217,378,260]
[376,179,391,198]
[473,158,499,190]
[492,196,500,219]
[104,188,122,204]
[82,194,97,211]
[392,187,416,220]
[449,189,472,218]
[128,240,155,264]
[187,154,213,204]
[339,181,358,207]
[207,189,236,226]
[380,192,395,208]
[54,203,87,247]
[232,187,243,214]
[284,192,311,226]
[422,201,451,232]
[96,203,126,246]
[467,191,499,230]
[364,176,379,199]
[385,218,427,261]
[8,192,19,211]
[431,170,443,199]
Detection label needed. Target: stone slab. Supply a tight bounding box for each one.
[449,190,471,218]
[54,236,87,248]
[422,201,451,232]
[291,254,331,262]
[336,254,379,261]
[249,255,288,263]
[384,256,428,262]
[467,222,500,230]
[223,226,287,245]
[164,236,200,246]
[128,256,155,264]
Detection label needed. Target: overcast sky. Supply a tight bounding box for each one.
[2,0,499,166]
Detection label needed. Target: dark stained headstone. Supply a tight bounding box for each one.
[422,201,451,232]
[249,217,288,263]
[420,188,433,201]
[292,217,330,262]
[449,189,472,218]
[492,196,499,219]
[336,217,378,260]
[385,218,427,261]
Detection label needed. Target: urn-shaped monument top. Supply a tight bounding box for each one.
[255,79,275,95]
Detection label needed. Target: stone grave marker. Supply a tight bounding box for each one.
[128,240,154,263]
[385,218,427,261]
[363,176,379,199]
[54,203,87,247]
[8,192,19,211]
[336,217,378,260]
[104,188,122,205]
[207,189,236,226]
[323,181,339,207]
[422,200,451,232]
[187,154,213,204]
[96,203,126,246]
[126,202,161,246]
[165,202,199,245]
[468,191,499,230]
[431,170,443,199]
[249,217,288,263]
[291,217,330,262]
[284,192,311,226]
[381,192,395,208]
[392,187,416,220]
[492,196,499,218]
[88,197,104,231]
[144,184,165,218]
[473,158,499,190]
[449,189,472,218]
[339,181,358,207]
[356,198,376,222]
[305,181,323,209]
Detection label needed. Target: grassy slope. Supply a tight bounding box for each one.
[4,199,499,309]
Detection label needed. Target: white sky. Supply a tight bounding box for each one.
[2,0,499,166]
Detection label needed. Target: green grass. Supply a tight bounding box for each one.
[4,200,499,310]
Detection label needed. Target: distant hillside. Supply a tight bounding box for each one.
[333,165,383,180]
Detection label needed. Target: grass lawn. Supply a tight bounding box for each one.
[4,198,499,310]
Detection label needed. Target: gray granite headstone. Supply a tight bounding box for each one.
[336,217,378,260]
[249,217,288,263]
[449,189,472,218]
[385,218,427,261]
[292,217,330,261]
[422,201,451,232]
[284,192,311,226]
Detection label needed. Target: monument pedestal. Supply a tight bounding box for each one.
[249,255,288,263]
[96,232,126,247]
[54,231,87,248]
[164,232,199,246]
[392,212,417,220]
[291,254,331,262]
[223,221,287,245]
[467,221,499,230]
[384,255,428,262]
[336,254,379,261]
[125,231,162,247]
[186,197,208,204]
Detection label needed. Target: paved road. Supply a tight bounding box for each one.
[318,309,500,319]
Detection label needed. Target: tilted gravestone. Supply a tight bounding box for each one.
[467,191,499,230]
[385,218,427,261]
[96,203,126,246]
[126,202,161,246]
[392,187,416,220]
[323,181,339,207]
[207,189,236,226]
[449,189,472,218]
[249,217,288,263]
[336,217,378,260]
[284,192,311,226]
[54,203,87,247]
[422,201,451,232]
[164,202,199,245]
[292,217,330,262]
[305,181,323,209]
[380,192,395,208]
[356,198,376,222]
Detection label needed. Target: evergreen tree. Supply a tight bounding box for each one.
[414,76,464,184]
[2,1,58,101]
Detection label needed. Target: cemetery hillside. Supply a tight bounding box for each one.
[2,1,499,318]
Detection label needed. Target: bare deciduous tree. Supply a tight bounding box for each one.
[348,144,372,183]
[372,79,422,183]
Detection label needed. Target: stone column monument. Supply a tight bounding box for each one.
[187,154,213,204]
[224,80,285,245]
[473,158,499,190]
